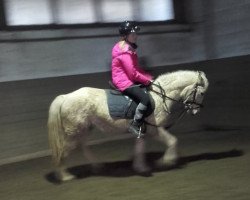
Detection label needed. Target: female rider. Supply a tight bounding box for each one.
[111,21,153,137]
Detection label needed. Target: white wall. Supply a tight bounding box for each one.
[0,24,191,82]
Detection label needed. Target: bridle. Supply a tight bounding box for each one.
[150,71,205,114]
[182,71,205,112]
[183,82,204,111]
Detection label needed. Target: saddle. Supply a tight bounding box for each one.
[106,82,155,119]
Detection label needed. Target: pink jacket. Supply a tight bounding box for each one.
[111,41,152,91]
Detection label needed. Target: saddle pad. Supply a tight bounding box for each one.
[106,89,137,119]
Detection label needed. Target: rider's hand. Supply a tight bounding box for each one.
[147,80,154,89]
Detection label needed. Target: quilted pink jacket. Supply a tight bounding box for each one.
[111,41,152,91]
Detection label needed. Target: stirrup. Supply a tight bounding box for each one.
[137,126,144,139]
[128,121,145,138]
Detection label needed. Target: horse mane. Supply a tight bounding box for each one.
[155,70,209,92]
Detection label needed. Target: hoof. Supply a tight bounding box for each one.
[133,164,151,175]
[156,157,178,169]
[62,174,76,181]
[56,171,76,182]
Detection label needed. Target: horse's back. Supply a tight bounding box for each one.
[60,87,108,124]
[62,87,106,110]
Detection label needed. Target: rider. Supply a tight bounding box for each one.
[111,21,153,137]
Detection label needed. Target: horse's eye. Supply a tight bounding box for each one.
[200,92,204,96]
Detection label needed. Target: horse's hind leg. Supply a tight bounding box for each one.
[155,127,178,167]
[54,137,78,182]
[79,131,102,173]
[55,157,76,182]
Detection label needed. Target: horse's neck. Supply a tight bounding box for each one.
[150,72,198,106]
[155,71,197,96]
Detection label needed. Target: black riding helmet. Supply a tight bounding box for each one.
[119,21,140,36]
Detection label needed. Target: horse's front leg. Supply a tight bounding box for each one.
[133,137,151,173]
[156,127,178,167]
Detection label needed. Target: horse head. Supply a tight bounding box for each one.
[152,70,209,116]
[180,71,209,115]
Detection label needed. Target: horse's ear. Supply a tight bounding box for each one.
[198,71,205,87]
[200,76,205,87]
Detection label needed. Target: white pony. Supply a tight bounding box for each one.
[48,70,209,181]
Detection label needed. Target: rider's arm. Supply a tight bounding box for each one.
[119,53,152,85]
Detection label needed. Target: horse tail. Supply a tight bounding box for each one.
[48,95,66,166]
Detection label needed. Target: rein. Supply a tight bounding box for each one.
[150,81,182,114]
